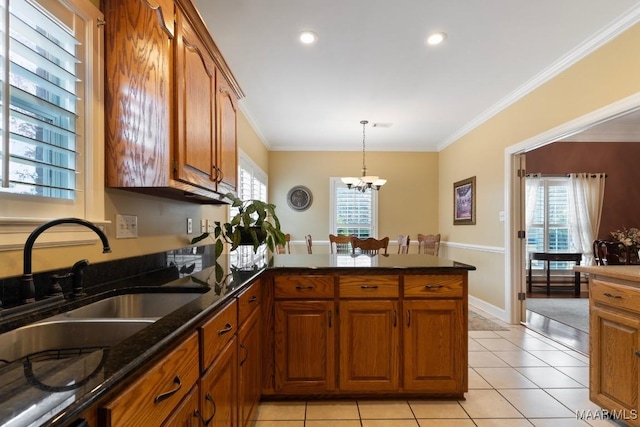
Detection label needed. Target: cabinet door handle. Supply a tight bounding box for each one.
[636,351,640,358]
[153,375,182,404]
[295,285,314,290]
[196,393,216,426]
[248,295,258,303]
[603,292,622,299]
[239,343,248,366]
[328,310,332,328]
[360,285,379,289]
[217,323,233,335]
[425,285,443,289]
[393,310,397,327]
[407,310,411,327]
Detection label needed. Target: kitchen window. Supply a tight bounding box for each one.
[330,177,378,238]
[0,0,104,250]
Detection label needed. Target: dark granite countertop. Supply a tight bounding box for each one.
[0,252,474,427]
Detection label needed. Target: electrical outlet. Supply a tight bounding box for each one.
[200,219,206,233]
[187,218,193,234]
[116,214,138,239]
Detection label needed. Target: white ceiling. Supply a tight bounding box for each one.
[193,0,640,152]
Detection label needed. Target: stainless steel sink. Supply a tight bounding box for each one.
[59,292,204,320]
[0,318,153,363]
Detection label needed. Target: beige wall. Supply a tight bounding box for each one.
[439,22,640,311]
[268,151,439,254]
[0,111,265,279]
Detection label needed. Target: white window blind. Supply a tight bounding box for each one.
[330,177,377,238]
[1,0,83,199]
[0,0,104,251]
[527,177,573,270]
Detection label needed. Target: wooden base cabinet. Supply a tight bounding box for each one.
[589,277,640,426]
[200,336,238,427]
[274,300,336,393]
[238,305,261,427]
[403,299,465,393]
[339,300,399,392]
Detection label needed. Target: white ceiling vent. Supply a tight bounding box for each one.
[372,122,393,128]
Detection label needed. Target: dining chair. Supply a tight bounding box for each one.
[276,233,291,254]
[418,233,440,256]
[397,235,411,254]
[329,234,354,254]
[351,237,389,255]
[305,234,313,254]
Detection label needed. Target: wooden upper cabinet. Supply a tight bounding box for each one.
[104,0,242,203]
[104,0,174,188]
[175,8,217,192]
[216,69,238,194]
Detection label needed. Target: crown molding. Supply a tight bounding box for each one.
[437,4,640,152]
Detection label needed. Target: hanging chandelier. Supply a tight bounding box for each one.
[341,120,387,192]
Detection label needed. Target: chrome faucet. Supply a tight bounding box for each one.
[20,218,111,303]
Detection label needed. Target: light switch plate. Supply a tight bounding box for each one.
[116,214,138,239]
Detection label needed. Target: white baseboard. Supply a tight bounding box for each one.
[469,295,509,323]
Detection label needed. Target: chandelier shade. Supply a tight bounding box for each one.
[341,120,386,192]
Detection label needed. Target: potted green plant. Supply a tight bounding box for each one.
[190,192,287,257]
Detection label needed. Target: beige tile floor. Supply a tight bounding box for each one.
[252,311,627,427]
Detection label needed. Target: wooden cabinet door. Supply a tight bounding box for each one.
[590,304,640,422]
[175,8,217,192]
[339,300,399,391]
[274,300,335,392]
[161,384,199,427]
[104,0,173,188]
[238,306,261,427]
[403,299,465,393]
[216,70,238,193]
[200,336,238,427]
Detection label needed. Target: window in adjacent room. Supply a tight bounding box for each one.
[330,177,378,239]
[0,0,105,249]
[526,176,573,272]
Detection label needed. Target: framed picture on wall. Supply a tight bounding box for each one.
[453,176,476,225]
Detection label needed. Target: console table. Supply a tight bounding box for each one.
[528,252,583,296]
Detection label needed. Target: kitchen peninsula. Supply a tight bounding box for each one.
[0,252,475,427]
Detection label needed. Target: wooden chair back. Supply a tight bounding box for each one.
[351,237,389,255]
[329,234,354,254]
[418,233,440,256]
[276,233,291,254]
[397,235,411,254]
[304,234,313,254]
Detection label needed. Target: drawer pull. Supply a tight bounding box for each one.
[360,285,379,289]
[425,285,443,289]
[603,292,622,299]
[248,295,258,303]
[328,310,332,328]
[407,310,411,327]
[295,285,314,290]
[393,310,397,327]
[636,351,640,358]
[153,375,182,404]
[196,393,217,425]
[217,323,233,335]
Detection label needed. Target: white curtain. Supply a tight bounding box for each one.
[567,173,606,265]
[525,174,541,231]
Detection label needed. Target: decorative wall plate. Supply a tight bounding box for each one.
[287,185,313,211]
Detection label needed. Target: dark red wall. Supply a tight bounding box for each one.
[526,141,640,240]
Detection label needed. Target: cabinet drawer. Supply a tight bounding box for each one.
[339,275,399,298]
[100,333,199,427]
[274,275,334,299]
[238,280,261,326]
[404,275,464,298]
[591,279,640,314]
[200,300,238,371]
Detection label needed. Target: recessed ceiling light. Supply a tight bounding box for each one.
[299,31,318,45]
[426,32,447,46]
